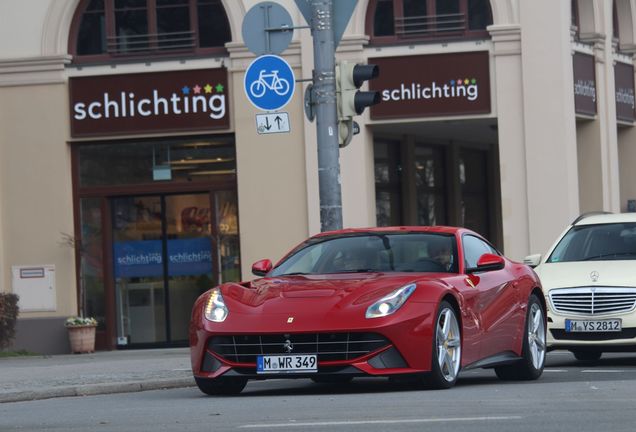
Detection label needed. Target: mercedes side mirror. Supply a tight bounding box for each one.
[523,254,542,268]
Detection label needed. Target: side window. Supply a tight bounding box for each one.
[463,235,497,269]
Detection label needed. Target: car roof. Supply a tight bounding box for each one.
[312,226,465,239]
[574,212,636,226]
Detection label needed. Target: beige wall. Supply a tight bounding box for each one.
[490,24,530,260]
[0,83,76,317]
[576,119,605,212]
[519,0,581,255]
[230,49,310,276]
[618,126,636,211]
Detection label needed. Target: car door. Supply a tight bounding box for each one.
[462,235,522,359]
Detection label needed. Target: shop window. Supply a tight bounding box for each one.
[414,145,446,226]
[374,140,403,226]
[367,0,492,44]
[70,0,231,63]
[79,198,106,330]
[77,136,236,187]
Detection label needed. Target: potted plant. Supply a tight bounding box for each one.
[60,233,97,354]
[65,316,98,353]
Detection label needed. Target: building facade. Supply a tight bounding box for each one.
[1,0,635,353]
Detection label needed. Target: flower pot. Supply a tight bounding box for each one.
[67,325,97,354]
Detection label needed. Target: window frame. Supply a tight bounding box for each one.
[365,0,492,46]
[69,0,231,64]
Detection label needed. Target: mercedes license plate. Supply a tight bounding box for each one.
[565,319,622,332]
[257,354,317,374]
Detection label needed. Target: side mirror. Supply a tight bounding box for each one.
[251,259,273,277]
[523,254,542,268]
[467,253,505,273]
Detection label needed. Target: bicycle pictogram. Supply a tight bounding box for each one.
[249,70,291,98]
[244,54,295,111]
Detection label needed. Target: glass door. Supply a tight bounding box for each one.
[165,194,214,342]
[113,196,167,345]
[112,193,216,346]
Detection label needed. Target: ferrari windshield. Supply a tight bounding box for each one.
[547,223,636,263]
[270,233,458,276]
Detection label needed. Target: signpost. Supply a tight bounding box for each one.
[244,54,295,112]
[242,2,294,56]
[242,1,372,232]
[256,112,290,134]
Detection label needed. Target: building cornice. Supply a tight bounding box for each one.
[0,55,72,87]
[489,24,521,57]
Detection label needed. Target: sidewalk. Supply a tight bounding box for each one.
[0,348,195,403]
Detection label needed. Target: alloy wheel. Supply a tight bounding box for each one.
[527,303,546,370]
[436,307,461,382]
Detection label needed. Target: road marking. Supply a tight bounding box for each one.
[543,369,568,372]
[581,370,625,373]
[239,416,523,429]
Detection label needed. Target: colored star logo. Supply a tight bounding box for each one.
[193,85,202,94]
[464,79,469,85]
[471,78,477,84]
[215,83,224,93]
[457,79,463,86]
[204,84,213,94]
[182,86,190,95]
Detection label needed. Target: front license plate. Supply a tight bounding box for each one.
[565,319,622,332]
[256,354,317,374]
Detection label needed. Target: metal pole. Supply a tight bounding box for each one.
[311,0,342,232]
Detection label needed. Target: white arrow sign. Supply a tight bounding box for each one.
[256,112,290,134]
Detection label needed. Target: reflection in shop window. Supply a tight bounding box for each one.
[369,0,492,42]
[72,0,231,60]
[414,144,446,226]
[78,136,236,187]
[80,198,106,330]
[373,0,395,36]
[374,141,403,226]
[216,191,241,283]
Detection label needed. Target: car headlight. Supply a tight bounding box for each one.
[204,288,228,322]
[366,283,416,319]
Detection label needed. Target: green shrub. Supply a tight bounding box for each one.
[0,293,19,350]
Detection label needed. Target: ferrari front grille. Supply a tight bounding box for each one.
[208,332,391,363]
[550,287,636,315]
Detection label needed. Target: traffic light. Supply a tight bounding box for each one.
[336,61,380,147]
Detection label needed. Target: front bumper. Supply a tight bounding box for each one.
[547,309,636,349]
[190,302,437,379]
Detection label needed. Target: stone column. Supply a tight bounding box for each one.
[519,0,580,255]
[489,24,530,260]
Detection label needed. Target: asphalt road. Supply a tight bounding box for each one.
[2,351,636,432]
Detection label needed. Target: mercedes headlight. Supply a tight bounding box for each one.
[204,288,228,322]
[366,283,416,319]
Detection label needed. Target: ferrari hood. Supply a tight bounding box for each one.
[535,261,636,291]
[221,273,440,314]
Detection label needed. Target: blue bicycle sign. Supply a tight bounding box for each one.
[244,55,295,111]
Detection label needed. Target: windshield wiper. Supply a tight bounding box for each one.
[583,252,636,261]
[280,272,312,276]
[336,269,381,273]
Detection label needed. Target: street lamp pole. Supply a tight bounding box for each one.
[310,0,342,232]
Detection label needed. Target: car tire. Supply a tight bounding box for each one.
[425,300,462,389]
[495,293,546,381]
[571,349,602,362]
[310,376,354,384]
[195,376,247,396]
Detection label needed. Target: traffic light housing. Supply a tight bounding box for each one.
[336,61,380,147]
